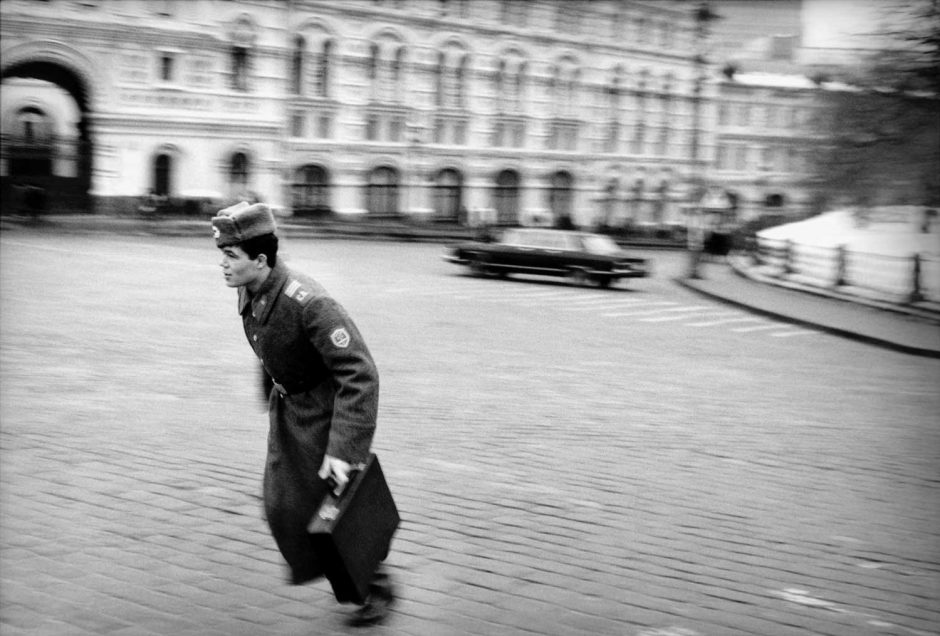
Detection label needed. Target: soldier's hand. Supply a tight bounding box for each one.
[318,455,351,495]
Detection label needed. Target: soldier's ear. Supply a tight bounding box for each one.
[255,253,268,268]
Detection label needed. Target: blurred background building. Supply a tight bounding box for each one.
[0,0,926,227]
[0,0,705,228]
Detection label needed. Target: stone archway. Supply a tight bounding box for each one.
[1,41,98,213]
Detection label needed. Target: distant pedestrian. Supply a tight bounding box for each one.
[211,201,395,626]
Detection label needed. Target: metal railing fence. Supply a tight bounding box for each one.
[751,237,940,305]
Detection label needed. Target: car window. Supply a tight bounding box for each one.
[518,231,544,248]
[581,234,622,255]
[501,229,522,245]
[559,233,580,251]
[543,233,567,250]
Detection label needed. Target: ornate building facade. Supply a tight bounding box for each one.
[711,71,826,220]
[1,0,711,227]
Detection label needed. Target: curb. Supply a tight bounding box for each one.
[727,253,940,324]
[675,275,940,359]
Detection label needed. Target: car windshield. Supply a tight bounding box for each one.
[581,235,622,255]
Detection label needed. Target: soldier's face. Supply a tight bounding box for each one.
[219,245,266,289]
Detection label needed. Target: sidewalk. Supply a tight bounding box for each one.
[677,254,940,358]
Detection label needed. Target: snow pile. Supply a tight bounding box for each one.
[758,208,939,257]
[756,207,940,302]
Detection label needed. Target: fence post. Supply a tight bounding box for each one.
[833,244,847,288]
[781,239,794,277]
[908,253,924,304]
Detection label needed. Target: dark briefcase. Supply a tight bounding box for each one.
[307,454,400,604]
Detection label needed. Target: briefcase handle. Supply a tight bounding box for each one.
[325,461,367,498]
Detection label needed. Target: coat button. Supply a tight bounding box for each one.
[253,334,258,341]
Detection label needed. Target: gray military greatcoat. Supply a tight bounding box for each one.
[238,260,379,584]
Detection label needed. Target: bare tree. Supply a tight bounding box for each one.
[809,0,940,209]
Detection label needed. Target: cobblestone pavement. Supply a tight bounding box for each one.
[1,233,938,636]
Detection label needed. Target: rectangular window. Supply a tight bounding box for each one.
[366,115,379,141]
[766,106,778,128]
[185,56,213,87]
[761,146,773,171]
[660,22,673,48]
[389,115,404,142]
[454,121,467,145]
[656,126,669,156]
[788,107,799,127]
[291,111,304,137]
[718,103,729,126]
[159,53,175,82]
[434,118,445,144]
[734,145,748,171]
[605,121,619,153]
[317,114,332,139]
[493,121,504,147]
[512,122,524,148]
[716,144,728,169]
[738,104,750,127]
[631,123,644,154]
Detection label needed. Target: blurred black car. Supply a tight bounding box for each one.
[444,228,650,287]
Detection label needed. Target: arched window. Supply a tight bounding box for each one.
[652,180,669,224]
[548,171,574,219]
[552,58,580,117]
[457,54,468,109]
[292,35,305,95]
[605,67,622,152]
[435,52,445,108]
[367,166,400,215]
[232,46,250,91]
[16,107,52,143]
[433,168,462,220]
[229,152,249,192]
[316,40,333,98]
[661,73,674,113]
[9,107,53,178]
[437,47,469,110]
[630,179,645,221]
[512,62,526,111]
[637,68,649,112]
[292,164,331,215]
[230,14,256,91]
[493,169,520,225]
[495,59,506,112]
[391,46,405,102]
[369,43,380,81]
[631,122,645,155]
[564,69,579,115]
[154,153,172,196]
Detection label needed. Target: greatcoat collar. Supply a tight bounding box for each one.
[238,260,289,324]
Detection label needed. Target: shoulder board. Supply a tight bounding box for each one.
[283,279,312,303]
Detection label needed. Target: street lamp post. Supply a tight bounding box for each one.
[687,1,719,279]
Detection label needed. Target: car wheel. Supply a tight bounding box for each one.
[568,267,590,286]
[595,276,612,288]
[469,253,490,276]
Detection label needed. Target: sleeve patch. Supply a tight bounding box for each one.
[330,327,351,348]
